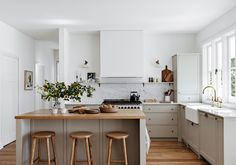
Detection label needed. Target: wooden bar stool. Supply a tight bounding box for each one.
[70,131,94,165]
[106,132,129,165]
[30,131,57,165]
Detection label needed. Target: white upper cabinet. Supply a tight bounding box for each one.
[172,53,200,102]
[100,30,144,77]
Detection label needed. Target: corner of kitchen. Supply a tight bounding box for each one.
[1,2,236,165]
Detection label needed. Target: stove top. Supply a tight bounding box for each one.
[103,99,142,105]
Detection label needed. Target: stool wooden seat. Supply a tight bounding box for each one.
[30,131,57,165]
[70,131,94,165]
[106,131,129,165]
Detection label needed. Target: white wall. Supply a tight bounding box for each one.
[63,32,197,103]
[0,21,35,148]
[197,6,236,46]
[35,41,58,109]
[144,33,197,80]
[67,32,100,83]
[35,41,58,82]
[0,21,35,114]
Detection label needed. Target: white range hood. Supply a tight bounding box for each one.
[100,30,144,82]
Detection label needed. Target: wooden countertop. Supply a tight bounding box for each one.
[15,109,146,120]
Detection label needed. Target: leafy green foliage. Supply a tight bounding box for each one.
[37,80,95,102]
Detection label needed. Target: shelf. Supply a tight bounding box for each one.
[77,81,174,87]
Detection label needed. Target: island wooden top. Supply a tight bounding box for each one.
[15,109,146,120]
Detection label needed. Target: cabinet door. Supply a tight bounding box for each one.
[187,121,199,152]
[180,106,188,141]
[176,54,200,102]
[200,113,217,164]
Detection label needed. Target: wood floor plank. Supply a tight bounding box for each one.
[0,140,209,165]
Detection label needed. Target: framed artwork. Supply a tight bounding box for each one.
[87,72,96,82]
[24,70,33,90]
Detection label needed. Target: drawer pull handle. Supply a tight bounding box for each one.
[148,108,151,110]
[204,113,208,118]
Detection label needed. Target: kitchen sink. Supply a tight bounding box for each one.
[185,104,206,124]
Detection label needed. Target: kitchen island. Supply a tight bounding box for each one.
[15,109,146,165]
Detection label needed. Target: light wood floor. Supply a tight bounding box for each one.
[0,140,208,165]
[147,140,209,165]
[0,142,16,165]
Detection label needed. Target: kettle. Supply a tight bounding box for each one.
[130,91,140,102]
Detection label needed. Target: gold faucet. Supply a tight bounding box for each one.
[202,86,220,107]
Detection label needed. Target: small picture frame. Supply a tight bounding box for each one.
[24,70,33,90]
[87,72,96,82]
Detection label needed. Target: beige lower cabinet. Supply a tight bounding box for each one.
[180,106,199,154]
[199,112,223,165]
[144,104,179,138]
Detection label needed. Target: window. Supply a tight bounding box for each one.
[227,35,236,99]
[202,30,236,103]
[215,40,223,97]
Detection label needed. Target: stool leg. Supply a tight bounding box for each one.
[106,138,113,165]
[85,138,91,165]
[30,138,37,165]
[123,138,128,165]
[46,138,51,165]
[74,140,77,165]
[70,138,76,165]
[51,136,58,165]
[38,139,41,165]
[88,138,94,165]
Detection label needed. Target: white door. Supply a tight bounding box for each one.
[0,54,19,146]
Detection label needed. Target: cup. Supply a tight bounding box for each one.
[165,96,170,102]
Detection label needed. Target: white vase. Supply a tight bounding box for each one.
[52,109,58,114]
[61,108,67,114]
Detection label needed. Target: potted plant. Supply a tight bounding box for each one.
[37,80,95,114]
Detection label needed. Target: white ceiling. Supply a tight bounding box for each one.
[0,0,235,41]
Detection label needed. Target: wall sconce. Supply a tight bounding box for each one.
[81,60,89,68]
[155,59,162,68]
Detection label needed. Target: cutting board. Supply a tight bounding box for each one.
[162,65,174,82]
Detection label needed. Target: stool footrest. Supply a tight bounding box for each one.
[34,157,56,163]
[111,160,125,163]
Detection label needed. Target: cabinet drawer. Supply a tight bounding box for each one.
[143,105,178,112]
[146,113,177,125]
[147,125,178,138]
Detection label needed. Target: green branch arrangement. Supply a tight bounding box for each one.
[37,80,95,107]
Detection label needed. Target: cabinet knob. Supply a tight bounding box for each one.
[171,118,174,121]
[148,108,151,110]
[171,130,174,133]
[215,117,218,120]
[204,113,208,118]
[148,130,151,133]
[148,118,151,121]
[171,108,174,111]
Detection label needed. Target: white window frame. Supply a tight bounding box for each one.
[226,33,236,103]
[202,30,236,104]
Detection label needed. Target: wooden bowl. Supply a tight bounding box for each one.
[99,107,118,113]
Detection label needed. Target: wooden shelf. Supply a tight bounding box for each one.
[77,81,174,87]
